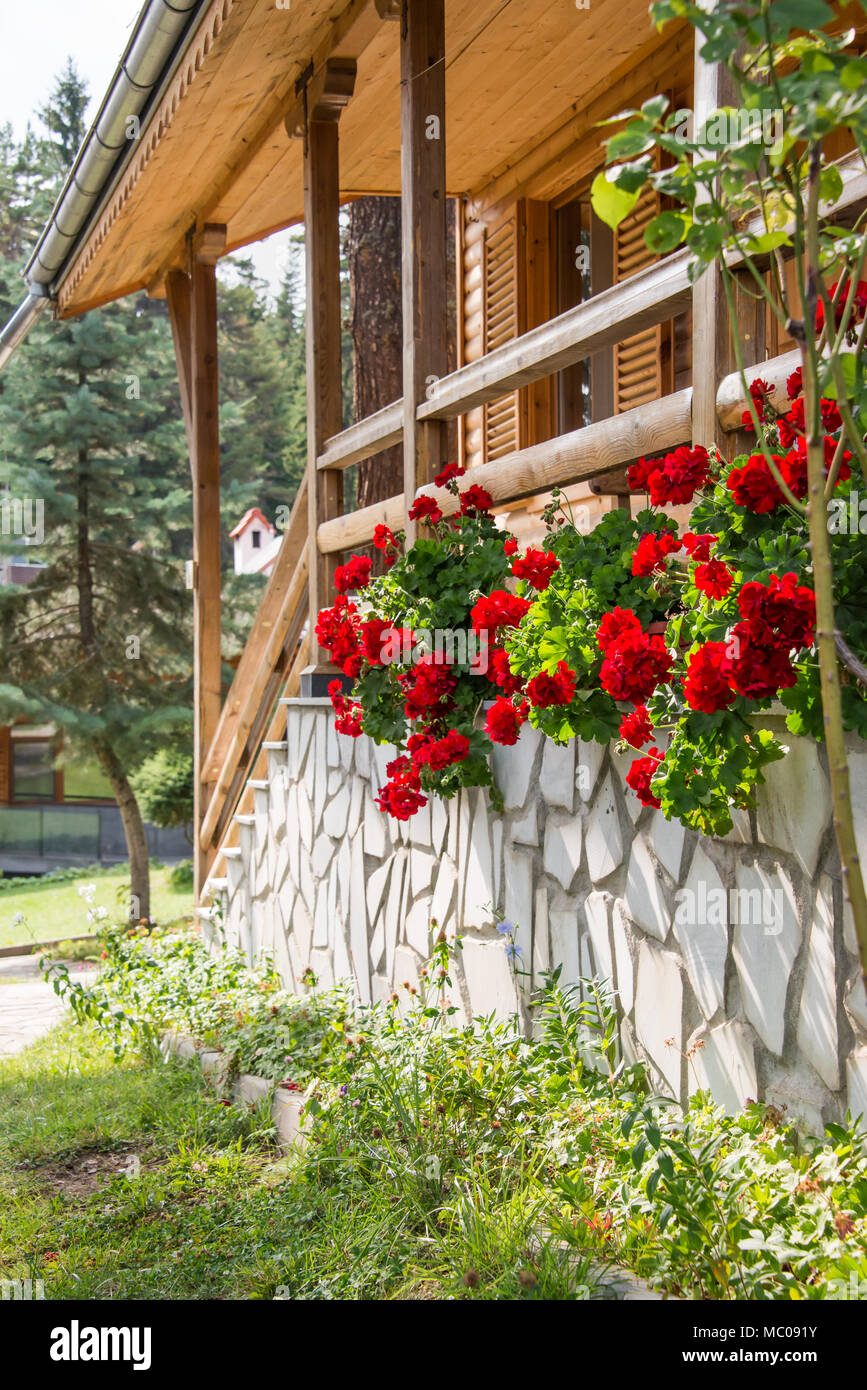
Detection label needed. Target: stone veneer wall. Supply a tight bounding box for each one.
[204,697,867,1132]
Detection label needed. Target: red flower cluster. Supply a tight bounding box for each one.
[741,377,773,431]
[512,547,560,591]
[738,572,815,650]
[460,484,493,516]
[435,462,466,487]
[786,368,802,400]
[714,574,815,701]
[632,529,682,577]
[694,558,734,600]
[526,661,576,709]
[470,590,532,637]
[720,622,799,700]
[315,595,362,676]
[626,747,665,809]
[816,278,867,333]
[485,696,528,745]
[597,615,673,705]
[620,704,653,749]
[503,536,518,556]
[373,524,399,569]
[683,642,735,714]
[334,553,372,594]
[409,495,443,524]
[328,680,364,737]
[411,728,471,771]
[628,446,712,505]
[726,454,786,513]
[398,657,457,720]
[682,531,717,562]
[376,758,428,820]
[487,645,524,696]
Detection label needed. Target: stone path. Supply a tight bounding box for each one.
[0,954,97,1058]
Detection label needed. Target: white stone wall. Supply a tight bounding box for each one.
[204,697,867,1132]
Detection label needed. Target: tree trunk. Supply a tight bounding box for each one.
[96,743,151,921]
[348,196,458,523]
[75,435,151,920]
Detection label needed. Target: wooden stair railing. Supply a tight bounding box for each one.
[198,477,310,885]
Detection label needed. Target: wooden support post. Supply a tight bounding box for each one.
[288,61,356,697]
[691,38,764,454]
[401,0,448,542]
[190,225,225,897]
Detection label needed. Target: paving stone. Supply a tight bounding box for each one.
[610,745,643,825]
[311,833,334,880]
[323,784,350,838]
[349,834,370,1003]
[576,739,605,804]
[797,874,839,1090]
[649,809,685,881]
[492,818,503,909]
[431,797,448,855]
[431,856,457,929]
[611,902,635,1014]
[584,891,613,987]
[364,794,387,858]
[672,844,728,1019]
[297,787,313,854]
[491,723,541,811]
[410,800,432,847]
[371,973,392,1005]
[549,905,581,988]
[405,898,432,957]
[355,732,370,779]
[543,813,583,891]
[336,836,351,920]
[756,738,830,876]
[504,843,534,945]
[347,777,365,837]
[533,886,550,988]
[845,973,867,1034]
[333,918,353,984]
[688,1021,757,1114]
[463,792,494,927]
[635,942,683,1099]
[369,915,385,972]
[366,859,391,928]
[338,728,355,774]
[411,848,436,897]
[847,1048,867,1128]
[384,849,407,979]
[584,774,624,883]
[299,852,315,917]
[540,739,574,811]
[624,836,671,942]
[460,935,521,1019]
[326,715,340,769]
[510,804,538,846]
[732,864,801,1057]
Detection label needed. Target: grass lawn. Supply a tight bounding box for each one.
[0,1021,583,1300]
[0,866,194,949]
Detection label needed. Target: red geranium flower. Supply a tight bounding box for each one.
[627,455,657,491]
[683,642,735,713]
[376,779,428,820]
[626,747,665,809]
[645,445,712,506]
[485,696,526,746]
[334,553,372,594]
[786,368,802,400]
[328,680,365,737]
[596,607,642,654]
[409,495,443,523]
[737,572,815,650]
[526,661,576,709]
[694,559,734,600]
[726,454,785,513]
[459,485,494,516]
[434,462,466,487]
[413,729,471,770]
[632,530,682,577]
[599,628,673,705]
[487,645,524,695]
[470,590,532,636]
[720,621,798,700]
[620,704,654,749]
[682,532,717,562]
[503,536,518,556]
[399,658,457,719]
[512,547,560,591]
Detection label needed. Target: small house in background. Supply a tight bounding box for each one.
[230,508,279,577]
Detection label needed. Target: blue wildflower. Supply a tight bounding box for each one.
[496,919,515,935]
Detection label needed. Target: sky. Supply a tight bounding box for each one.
[0,0,292,297]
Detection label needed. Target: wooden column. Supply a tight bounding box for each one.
[287,61,356,696]
[401,0,448,539]
[691,40,763,453]
[167,226,225,897]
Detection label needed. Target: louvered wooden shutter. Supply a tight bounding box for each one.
[483,211,522,459]
[480,201,554,463]
[0,727,10,804]
[613,183,674,412]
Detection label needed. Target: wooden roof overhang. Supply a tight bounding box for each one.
[54,0,685,319]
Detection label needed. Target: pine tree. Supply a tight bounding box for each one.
[0,66,192,919]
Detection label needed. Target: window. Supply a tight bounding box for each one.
[12,739,55,801]
[251,530,261,549]
[63,755,114,802]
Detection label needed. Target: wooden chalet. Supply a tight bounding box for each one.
[11,0,867,894]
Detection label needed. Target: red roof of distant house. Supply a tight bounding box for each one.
[229,508,275,539]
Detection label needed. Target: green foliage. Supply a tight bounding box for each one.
[44,934,867,1301]
[130,748,194,833]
